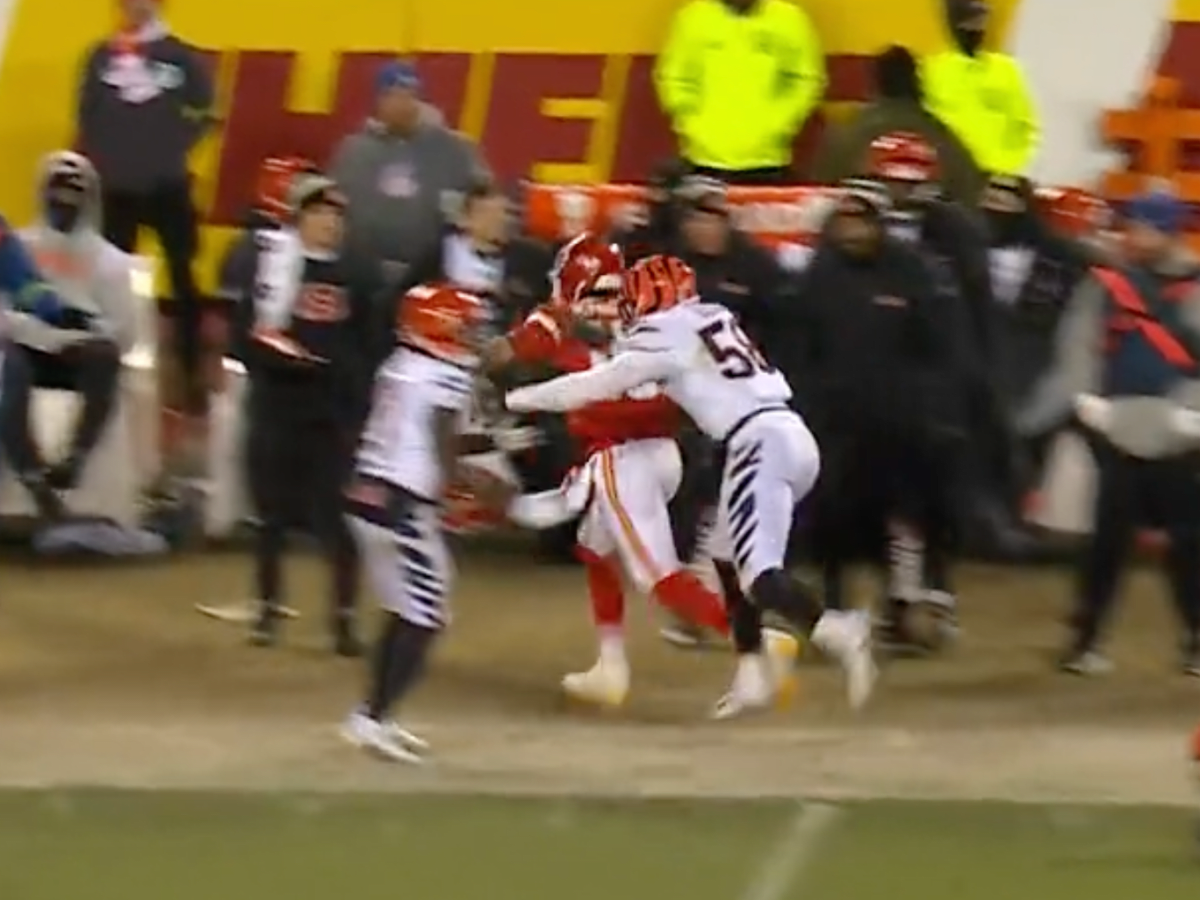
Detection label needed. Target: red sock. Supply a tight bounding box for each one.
[578,548,625,628]
[653,570,729,635]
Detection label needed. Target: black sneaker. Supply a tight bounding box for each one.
[249,604,282,648]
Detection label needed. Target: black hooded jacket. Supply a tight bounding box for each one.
[792,232,959,439]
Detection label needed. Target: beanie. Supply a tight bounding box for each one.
[376,60,421,96]
[1125,188,1186,235]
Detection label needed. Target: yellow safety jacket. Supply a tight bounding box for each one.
[655,0,826,171]
[920,49,1040,176]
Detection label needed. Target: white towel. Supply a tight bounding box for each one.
[253,228,305,333]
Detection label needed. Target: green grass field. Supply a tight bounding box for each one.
[0,791,1196,900]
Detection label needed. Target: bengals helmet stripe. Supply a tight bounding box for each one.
[397,284,488,368]
[619,254,697,325]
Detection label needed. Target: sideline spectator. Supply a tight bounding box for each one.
[671,177,789,360]
[979,174,1094,495]
[1018,189,1200,676]
[231,175,379,655]
[0,153,135,522]
[810,46,982,204]
[921,0,1039,176]
[405,180,555,331]
[796,180,957,637]
[862,136,1035,559]
[74,0,213,415]
[654,0,825,185]
[615,158,690,262]
[329,60,488,290]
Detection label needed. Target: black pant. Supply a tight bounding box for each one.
[812,423,955,609]
[1073,439,1200,653]
[244,405,359,615]
[686,163,792,186]
[102,180,202,411]
[0,341,121,477]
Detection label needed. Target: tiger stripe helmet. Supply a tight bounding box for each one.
[618,254,698,326]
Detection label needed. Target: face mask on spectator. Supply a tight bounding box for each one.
[42,168,90,234]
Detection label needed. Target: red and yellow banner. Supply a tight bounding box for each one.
[0,0,1022,288]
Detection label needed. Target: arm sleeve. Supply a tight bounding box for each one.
[0,228,59,311]
[507,306,564,363]
[653,6,698,127]
[431,365,474,414]
[1015,275,1104,435]
[767,6,826,139]
[506,339,682,413]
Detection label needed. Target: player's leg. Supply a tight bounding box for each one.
[708,502,798,719]
[564,488,630,707]
[724,414,876,709]
[342,495,449,762]
[598,443,729,634]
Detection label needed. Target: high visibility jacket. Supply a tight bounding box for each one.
[654,0,826,172]
[920,49,1039,176]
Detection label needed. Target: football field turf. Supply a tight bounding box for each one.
[2,791,1197,900]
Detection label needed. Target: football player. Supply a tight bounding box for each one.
[340,283,512,762]
[507,255,877,711]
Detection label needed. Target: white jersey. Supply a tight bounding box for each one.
[619,302,792,438]
[355,347,473,501]
[503,301,791,441]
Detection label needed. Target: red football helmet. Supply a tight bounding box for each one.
[550,233,625,318]
[1036,186,1112,237]
[255,156,319,220]
[868,132,940,183]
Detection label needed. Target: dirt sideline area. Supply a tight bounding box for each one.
[1,548,1197,806]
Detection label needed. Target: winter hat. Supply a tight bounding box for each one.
[837,177,893,216]
[676,175,729,214]
[376,60,421,96]
[1125,187,1186,235]
[289,174,345,215]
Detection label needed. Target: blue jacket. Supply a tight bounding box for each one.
[0,216,63,322]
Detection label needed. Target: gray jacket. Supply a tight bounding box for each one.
[5,152,137,355]
[329,114,487,274]
[1018,246,1200,458]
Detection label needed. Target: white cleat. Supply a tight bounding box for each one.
[380,719,429,752]
[561,660,630,708]
[196,599,301,622]
[711,654,774,719]
[812,609,877,709]
[339,712,424,763]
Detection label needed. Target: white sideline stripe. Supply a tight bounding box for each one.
[737,802,843,900]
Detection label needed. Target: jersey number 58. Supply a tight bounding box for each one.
[699,318,775,379]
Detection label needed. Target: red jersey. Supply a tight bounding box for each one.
[506,305,679,458]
